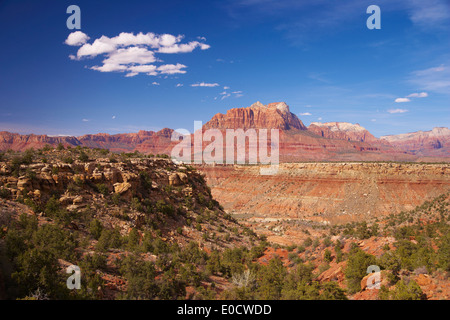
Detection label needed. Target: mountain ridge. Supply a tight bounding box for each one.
[1,102,449,161]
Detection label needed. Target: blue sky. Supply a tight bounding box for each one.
[0,0,449,137]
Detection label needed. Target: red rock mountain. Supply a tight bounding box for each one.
[203,101,307,131]
[0,102,448,162]
[308,122,378,143]
[380,127,450,158]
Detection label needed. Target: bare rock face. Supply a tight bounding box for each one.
[203,101,307,131]
[380,127,450,157]
[200,162,450,224]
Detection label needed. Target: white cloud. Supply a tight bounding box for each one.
[371,119,376,122]
[66,31,209,77]
[221,93,231,100]
[224,86,230,90]
[103,47,157,65]
[407,0,450,28]
[112,116,116,119]
[299,112,312,116]
[406,92,428,98]
[77,36,117,58]
[191,82,219,87]
[395,91,429,103]
[152,82,160,85]
[176,83,183,87]
[409,64,450,94]
[65,31,90,46]
[82,118,90,122]
[317,117,322,121]
[157,63,187,74]
[388,108,408,114]
[158,41,210,54]
[394,97,411,103]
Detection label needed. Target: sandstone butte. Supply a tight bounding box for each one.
[1,101,449,162]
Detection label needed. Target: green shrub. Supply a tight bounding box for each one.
[344,247,376,294]
[89,219,103,240]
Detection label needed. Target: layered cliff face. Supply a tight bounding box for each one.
[203,101,307,131]
[0,129,175,154]
[77,128,175,154]
[0,131,82,151]
[200,162,450,225]
[380,127,450,157]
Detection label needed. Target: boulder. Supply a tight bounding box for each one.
[114,182,132,194]
[169,172,188,186]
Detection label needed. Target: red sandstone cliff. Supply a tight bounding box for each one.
[203,101,307,131]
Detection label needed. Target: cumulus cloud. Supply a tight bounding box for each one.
[191,82,219,87]
[65,31,209,77]
[157,63,187,74]
[388,108,408,114]
[394,97,411,103]
[65,31,90,46]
